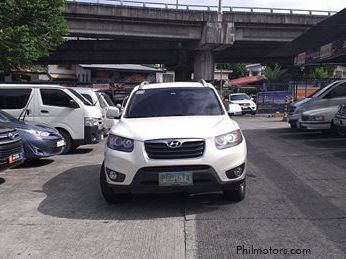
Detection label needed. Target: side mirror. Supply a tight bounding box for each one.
[69,99,80,109]
[106,107,121,119]
[116,103,122,109]
[227,103,242,116]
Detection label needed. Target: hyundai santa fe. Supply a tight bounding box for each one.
[101,81,247,203]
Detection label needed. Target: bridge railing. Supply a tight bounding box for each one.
[69,0,337,16]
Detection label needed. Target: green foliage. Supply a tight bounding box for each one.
[263,64,289,83]
[216,63,247,79]
[0,0,68,73]
[312,67,333,80]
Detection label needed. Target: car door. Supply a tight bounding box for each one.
[0,88,35,121]
[37,88,84,140]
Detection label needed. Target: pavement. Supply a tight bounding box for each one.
[0,116,345,258]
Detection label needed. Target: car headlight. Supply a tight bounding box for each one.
[84,117,99,126]
[107,134,134,152]
[20,129,50,138]
[305,115,325,121]
[215,129,243,149]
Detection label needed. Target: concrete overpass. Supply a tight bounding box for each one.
[43,1,333,80]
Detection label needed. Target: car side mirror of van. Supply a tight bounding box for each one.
[116,103,122,109]
[106,107,121,119]
[69,99,80,109]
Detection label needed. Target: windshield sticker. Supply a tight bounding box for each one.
[136,90,145,95]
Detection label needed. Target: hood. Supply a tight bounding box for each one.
[7,120,58,133]
[0,123,15,134]
[303,106,339,116]
[231,100,253,104]
[111,115,239,141]
[292,97,312,108]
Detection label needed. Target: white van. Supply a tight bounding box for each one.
[72,88,120,132]
[288,80,346,128]
[0,84,103,153]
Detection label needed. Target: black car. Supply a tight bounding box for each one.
[0,110,65,160]
[0,124,24,172]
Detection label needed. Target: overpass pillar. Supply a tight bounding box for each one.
[175,70,192,81]
[193,51,214,81]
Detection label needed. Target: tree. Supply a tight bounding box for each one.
[216,63,247,79]
[0,0,68,74]
[312,67,333,80]
[263,64,290,83]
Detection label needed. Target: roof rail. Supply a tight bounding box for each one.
[138,81,150,89]
[199,79,208,87]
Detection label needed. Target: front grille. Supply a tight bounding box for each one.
[0,130,19,142]
[302,115,310,121]
[145,139,205,159]
[0,140,23,159]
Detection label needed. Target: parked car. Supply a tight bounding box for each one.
[0,84,103,154]
[228,93,257,115]
[333,104,346,136]
[72,88,120,133]
[299,106,339,131]
[0,110,65,159]
[101,81,247,203]
[288,80,346,128]
[0,124,24,172]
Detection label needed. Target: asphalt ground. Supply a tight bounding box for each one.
[0,116,345,258]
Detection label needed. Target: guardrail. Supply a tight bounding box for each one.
[69,0,337,16]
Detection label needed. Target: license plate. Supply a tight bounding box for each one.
[159,172,193,186]
[57,140,65,147]
[8,152,24,164]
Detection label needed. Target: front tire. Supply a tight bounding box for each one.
[223,180,246,202]
[59,130,72,154]
[100,164,131,204]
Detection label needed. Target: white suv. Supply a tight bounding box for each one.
[101,81,247,203]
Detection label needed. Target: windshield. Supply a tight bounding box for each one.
[125,87,224,118]
[0,110,15,122]
[312,81,339,98]
[230,94,251,101]
[101,93,115,107]
[67,89,93,106]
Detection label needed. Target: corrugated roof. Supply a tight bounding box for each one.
[79,64,165,73]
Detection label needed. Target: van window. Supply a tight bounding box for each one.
[0,89,32,109]
[40,89,75,107]
[81,93,93,104]
[97,93,107,108]
[324,83,346,98]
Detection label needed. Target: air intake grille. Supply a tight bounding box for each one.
[145,139,205,159]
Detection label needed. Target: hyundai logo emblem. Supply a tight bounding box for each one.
[167,140,182,149]
[7,132,15,140]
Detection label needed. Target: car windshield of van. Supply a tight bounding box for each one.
[0,110,16,123]
[125,87,224,118]
[312,81,339,98]
[230,94,251,101]
[101,93,115,107]
[67,89,93,106]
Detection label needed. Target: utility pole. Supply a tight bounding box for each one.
[218,0,222,13]
[176,0,178,9]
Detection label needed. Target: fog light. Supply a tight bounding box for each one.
[105,167,126,182]
[108,171,118,180]
[225,163,245,179]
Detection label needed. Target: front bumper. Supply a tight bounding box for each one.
[104,137,247,189]
[22,137,64,159]
[299,121,331,130]
[333,117,346,135]
[73,125,103,146]
[0,141,24,172]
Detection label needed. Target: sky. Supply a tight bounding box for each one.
[135,0,345,11]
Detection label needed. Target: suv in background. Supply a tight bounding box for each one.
[0,124,24,172]
[101,81,247,203]
[229,93,257,115]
